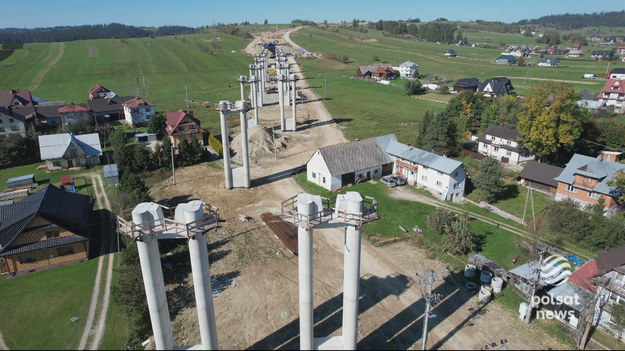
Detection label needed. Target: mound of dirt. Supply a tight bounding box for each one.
[230,125,280,165]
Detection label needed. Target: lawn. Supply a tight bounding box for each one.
[0,259,99,350]
[0,162,101,197]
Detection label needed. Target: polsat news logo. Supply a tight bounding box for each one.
[535,254,577,321]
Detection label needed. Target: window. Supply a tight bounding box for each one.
[58,246,74,256]
[437,171,443,175]
[10,125,19,131]
[482,144,487,149]
[454,182,460,189]
[19,252,36,264]
[0,127,5,132]
[322,177,326,184]
[8,118,13,123]
[436,180,442,187]
[588,191,599,199]
[53,160,61,167]
[312,172,316,179]
[374,169,378,174]
[506,151,511,156]
[70,149,78,157]
[46,231,60,239]
[567,184,577,193]
[493,147,499,152]
[421,175,427,181]
[506,140,511,145]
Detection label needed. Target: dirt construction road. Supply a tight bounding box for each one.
[146,28,573,350]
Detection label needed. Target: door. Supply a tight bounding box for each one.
[68,160,73,168]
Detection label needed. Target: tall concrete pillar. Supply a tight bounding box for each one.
[290,74,297,131]
[250,77,259,124]
[219,101,233,189]
[179,201,219,350]
[239,101,251,188]
[342,193,363,350]
[133,205,174,351]
[278,74,286,131]
[297,195,315,350]
[239,76,247,103]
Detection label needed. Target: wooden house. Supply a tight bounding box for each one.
[0,185,93,276]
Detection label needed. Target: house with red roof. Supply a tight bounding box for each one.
[599,79,625,113]
[122,97,156,127]
[58,103,91,129]
[166,110,206,147]
[88,84,115,100]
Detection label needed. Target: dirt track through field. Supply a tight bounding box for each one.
[29,42,64,91]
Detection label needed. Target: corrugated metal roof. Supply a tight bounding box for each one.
[385,140,462,174]
[318,134,396,176]
[554,153,625,195]
[7,174,35,185]
[103,164,118,178]
[0,235,87,257]
[38,133,102,160]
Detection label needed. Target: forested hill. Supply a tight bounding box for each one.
[515,11,625,30]
[0,23,199,43]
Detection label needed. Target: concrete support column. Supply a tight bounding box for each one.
[189,232,219,350]
[219,101,232,189]
[136,234,174,350]
[297,216,314,350]
[250,78,259,124]
[239,105,250,188]
[296,194,316,350]
[239,76,247,103]
[290,75,297,131]
[342,224,362,350]
[278,75,286,131]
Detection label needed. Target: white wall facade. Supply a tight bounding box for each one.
[124,105,155,126]
[0,112,26,141]
[390,157,465,202]
[478,134,534,165]
[398,62,418,78]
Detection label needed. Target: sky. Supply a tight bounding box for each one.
[4,0,625,29]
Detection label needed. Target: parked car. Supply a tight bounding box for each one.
[380,177,397,187]
[390,175,406,186]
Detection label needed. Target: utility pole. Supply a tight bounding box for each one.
[416,269,448,350]
[324,75,327,99]
[185,85,189,110]
[521,184,536,231]
[171,143,176,185]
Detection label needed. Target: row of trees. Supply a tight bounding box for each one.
[0,23,200,44]
[515,10,625,30]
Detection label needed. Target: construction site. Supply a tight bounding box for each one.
[132,28,573,350]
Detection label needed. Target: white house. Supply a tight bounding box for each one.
[38,132,102,171]
[599,79,625,113]
[123,97,156,127]
[306,134,396,191]
[609,68,625,80]
[477,125,534,165]
[397,61,419,78]
[385,141,466,202]
[0,110,26,141]
[537,56,559,67]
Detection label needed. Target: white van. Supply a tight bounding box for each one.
[583,74,596,79]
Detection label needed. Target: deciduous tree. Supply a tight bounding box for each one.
[517,82,589,163]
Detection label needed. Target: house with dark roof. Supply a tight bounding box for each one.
[166,110,207,147]
[452,78,480,93]
[0,89,34,111]
[591,50,614,60]
[385,141,466,202]
[477,125,533,165]
[519,161,564,194]
[554,153,625,216]
[0,184,93,276]
[477,77,514,98]
[356,64,393,79]
[87,95,134,122]
[608,68,625,80]
[123,97,156,127]
[599,79,625,113]
[306,134,396,191]
[537,56,560,67]
[58,103,91,128]
[38,133,102,171]
[31,101,65,126]
[495,55,517,65]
